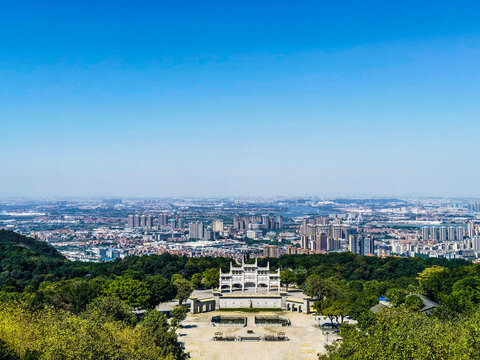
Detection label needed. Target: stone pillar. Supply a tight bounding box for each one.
[303,297,311,314]
[242,270,245,293]
[189,298,198,314]
[213,291,220,310]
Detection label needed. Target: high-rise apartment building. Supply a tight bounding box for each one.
[189,222,204,239]
[468,221,475,238]
[472,236,480,251]
[440,227,447,242]
[203,229,214,241]
[422,227,429,241]
[448,226,456,241]
[213,220,224,232]
[133,214,140,228]
[277,216,283,229]
[349,235,374,255]
[263,245,280,258]
[127,215,134,228]
[158,214,168,227]
[349,234,358,254]
[362,235,375,255]
[327,237,339,251]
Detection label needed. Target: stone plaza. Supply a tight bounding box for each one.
[178,310,328,360]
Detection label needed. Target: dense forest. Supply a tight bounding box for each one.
[1,229,480,359]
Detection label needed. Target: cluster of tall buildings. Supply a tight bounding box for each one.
[158,214,169,227]
[421,222,480,242]
[233,215,283,231]
[263,244,281,258]
[299,219,357,252]
[188,221,215,241]
[348,234,375,256]
[468,221,480,238]
[421,226,465,242]
[469,201,480,212]
[127,214,153,229]
[127,214,183,229]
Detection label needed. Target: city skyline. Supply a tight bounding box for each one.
[2,1,480,197]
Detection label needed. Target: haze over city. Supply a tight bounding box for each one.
[2,1,480,197]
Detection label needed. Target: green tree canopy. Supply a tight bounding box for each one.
[385,287,406,307]
[85,296,137,326]
[170,305,188,328]
[404,294,424,312]
[202,268,219,288]
[173,278,194,305]
[280,270,296,291]
[103,276,151,308]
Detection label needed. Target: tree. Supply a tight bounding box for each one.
[280,270,296,292]
[0,339,19,360]
[443,276,480,314]
[385,288,406,307]
[146,275,176,308]
[170,305,188,328]
[304,275,345,301]
[319,308,470,360]
[202,268,219,288]
[0,302,173,360]
[85,296,137,326]
[142,310,188,360]
[404,295,423,312]
[171,274,184,283]
[315,298,347,325]
[173,278,193,305]
[191,273,203,289]
[416,265,446,299]
[363,280,391,298]
[103,276,151,308]
[304,275,327,300]
[294,272,308,287]
[66,277,108,313]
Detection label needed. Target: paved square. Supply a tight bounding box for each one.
[177,311,328,360]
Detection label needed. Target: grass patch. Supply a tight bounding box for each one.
[218,308,282,313]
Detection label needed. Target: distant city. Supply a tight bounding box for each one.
[2,196,480,263]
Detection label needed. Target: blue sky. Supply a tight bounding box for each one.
[1,1,480,197]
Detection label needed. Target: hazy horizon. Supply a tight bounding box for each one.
[2,1,480,198]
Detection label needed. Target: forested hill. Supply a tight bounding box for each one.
[0,230,69,291]
[0,230,63,259]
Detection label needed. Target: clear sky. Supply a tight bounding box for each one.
[1,1,480,198]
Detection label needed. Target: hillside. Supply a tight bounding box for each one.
[0,230,63,259]
[0,230,69,291]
